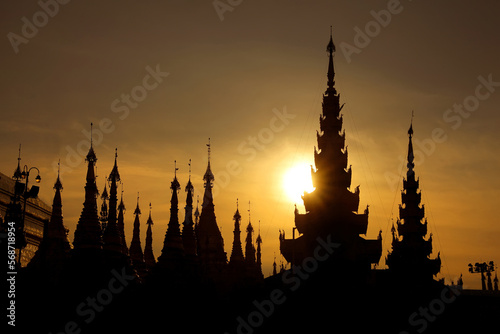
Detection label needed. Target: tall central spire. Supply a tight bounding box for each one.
[279,33,382,274]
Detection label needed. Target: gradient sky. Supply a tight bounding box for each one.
[2,0,499,289]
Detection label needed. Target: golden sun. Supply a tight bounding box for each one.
[282,163,315,204]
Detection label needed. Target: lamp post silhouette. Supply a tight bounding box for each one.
[13,164,41,267]
[468,261,496,291]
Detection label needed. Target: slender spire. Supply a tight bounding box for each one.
[197,139,227,274]
[117,185,128,255]
[326,26,336,95]
[194,195,200,226]
[73,124,102,251]
[144,203,156,268]
[86,123,97,163]
[245,202,256,265]
[99,179,109,232]
[103,149,125,255]
[158,163,185,268]
[54,160,63,191]
[256,220,263,276]
[229,199,244,264]
[203,138,215,204]
[407,115,415,176]
[129,193,144,266]
[182,159,197,258]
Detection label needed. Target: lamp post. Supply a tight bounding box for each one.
[15,165,41,267]
[468,261,496,291]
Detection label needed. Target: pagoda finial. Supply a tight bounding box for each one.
[13,144,23,180]
[134,192,141,215]
[248,200,251,222]
[203,139,215,188]
[407,116,415,173]
[409,111,414,137]
[207,138,211,163]
[86,123,97,162]
[54,159,63,191]
[188,158,192,181]
[326,27,336,94]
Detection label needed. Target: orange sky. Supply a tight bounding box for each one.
[1,1,499,289]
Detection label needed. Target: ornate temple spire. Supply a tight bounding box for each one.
[103,149,125,255]
[229,199,244,264]
[117,186,128,255]
[245,202,256,265]
[407,119,415,176]
[182,159,197,258]
[279,34,382,272]
[386,121,441,282]
[73,123,102,251]
[158,161,185,269]
[202,138,215,209]
[144,203,156,268]
[326,26,337,95]
[129,194,145,266]
[197,140,227,276]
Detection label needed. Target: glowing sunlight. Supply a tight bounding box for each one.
[282,163,315,205]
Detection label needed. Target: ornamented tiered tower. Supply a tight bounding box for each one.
[386,123,441,282]
[279,32,381,275]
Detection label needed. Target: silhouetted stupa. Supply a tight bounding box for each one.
[386,123,441,283]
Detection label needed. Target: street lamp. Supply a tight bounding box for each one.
[15,165,42,267]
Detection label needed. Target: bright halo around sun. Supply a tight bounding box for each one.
[282,163,315,204]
